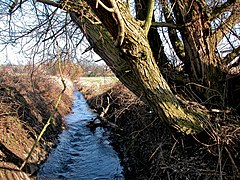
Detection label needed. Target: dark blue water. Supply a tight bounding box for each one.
[38,90,124,180]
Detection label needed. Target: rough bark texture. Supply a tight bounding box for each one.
[70,1,208,134]
[35,0,239,111]
[53,0,240,134]
[172,0,225,89]
[135,0,168,67]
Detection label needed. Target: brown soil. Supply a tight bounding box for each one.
[81,82,240,180]
[0,73,73,179]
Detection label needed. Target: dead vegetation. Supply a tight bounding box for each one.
[0,72,73,179]
[82,82,240,180]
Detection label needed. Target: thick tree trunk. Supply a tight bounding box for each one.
[173,1,226,90]
[70,1,209,134]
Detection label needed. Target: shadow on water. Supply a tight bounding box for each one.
[37,90,124,180]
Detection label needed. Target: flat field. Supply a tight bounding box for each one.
[77,76,118,99]
[78,76,118,87]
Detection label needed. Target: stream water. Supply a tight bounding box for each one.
[37,90,124,179]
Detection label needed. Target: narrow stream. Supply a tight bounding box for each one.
[37,90,124,179]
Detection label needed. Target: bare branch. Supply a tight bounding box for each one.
[42,21,72,42]
[151,22,183,29]
[211,0,239,20]
[212,10,240,44]
[109,0,125,47]
[9,0,18,13]
[36,0,62,9]
[143,0,155,36]
[224,46,240,65]
[95,0,114,12]
[160,0,185,62]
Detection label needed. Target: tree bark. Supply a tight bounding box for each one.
[170,0,227,95]
[135,0,168,67]
[70,1,208,134]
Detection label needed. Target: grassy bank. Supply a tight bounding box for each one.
[0,73,73,179]
[79,78,240,180]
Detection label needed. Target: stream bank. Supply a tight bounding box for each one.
[79,79,240,180]
[0,73,73,179]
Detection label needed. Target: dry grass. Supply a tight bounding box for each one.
[82,82,240,180]
[0,72,73,178]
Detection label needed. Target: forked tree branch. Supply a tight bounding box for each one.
[85,0,125,47]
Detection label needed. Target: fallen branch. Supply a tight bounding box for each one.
[86,95,122,130]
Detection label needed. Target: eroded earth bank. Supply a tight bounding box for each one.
[0,72,73,179]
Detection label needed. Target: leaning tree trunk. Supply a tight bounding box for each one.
[69,1,209,134]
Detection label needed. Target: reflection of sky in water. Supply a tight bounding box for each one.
[38,90,124,180]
